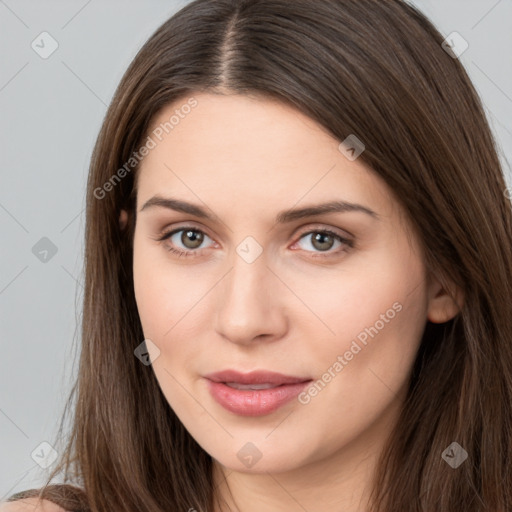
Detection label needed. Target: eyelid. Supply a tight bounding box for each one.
[293,223,354,240]
[154,222,214,242]
[156,221,353,241]
[290,225,354,256]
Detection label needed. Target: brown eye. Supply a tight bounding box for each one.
[294,229,353,256]
[157,227,214,257]
[310,232,335,251]
[180,229,204,249]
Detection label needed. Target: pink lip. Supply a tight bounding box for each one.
[204,369,311,386]
[204,370,312,416]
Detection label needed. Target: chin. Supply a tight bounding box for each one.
[208,439,310,475]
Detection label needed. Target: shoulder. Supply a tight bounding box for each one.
[0,498,68,511]
[1,485,87,512]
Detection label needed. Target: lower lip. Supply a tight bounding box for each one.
[205,379,311,416]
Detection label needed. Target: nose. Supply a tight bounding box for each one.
[213,249,288,346]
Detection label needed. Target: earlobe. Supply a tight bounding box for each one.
[426,275,464,324]
[119,209,128,230]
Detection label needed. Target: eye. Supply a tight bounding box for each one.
[155,225,353,259]
[292,228,353,257]
[156,226,215,257]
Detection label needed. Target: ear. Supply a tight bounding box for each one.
[426,273,464,324]
[119,209,128,230]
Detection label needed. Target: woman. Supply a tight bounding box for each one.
[3,0,512,510]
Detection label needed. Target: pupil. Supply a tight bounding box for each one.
[183,230,203,248]
[313,232,333,251]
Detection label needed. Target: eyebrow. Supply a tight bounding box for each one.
[139,196,379,223]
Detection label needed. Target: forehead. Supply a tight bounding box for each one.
[136,92,393,218]
[146,92,336,163]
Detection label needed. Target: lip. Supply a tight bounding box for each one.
[204,369,311,386]
[204,370,312,416]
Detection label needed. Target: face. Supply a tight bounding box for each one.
[130,92,458,476]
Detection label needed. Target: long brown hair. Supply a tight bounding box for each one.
[7,0,512,510]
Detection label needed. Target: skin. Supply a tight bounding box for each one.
[0,499,66,511]
[127,92,461,512]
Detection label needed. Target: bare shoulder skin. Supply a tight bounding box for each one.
[0,498,68,512]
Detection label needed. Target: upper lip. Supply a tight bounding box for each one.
[204,370,312,386]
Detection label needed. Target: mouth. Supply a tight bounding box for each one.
[223,382,281,390]
[204,369,311,386]
[203,369,313,416]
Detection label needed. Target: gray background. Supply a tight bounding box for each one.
[1,0,511,500]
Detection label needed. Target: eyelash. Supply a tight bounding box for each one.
[155,225,354,259]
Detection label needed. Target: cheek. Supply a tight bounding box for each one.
[133,233,189,337]
[295,242,428,428]
[133,240,180,357]
[132,237,210,368]
[282,238,426,352]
